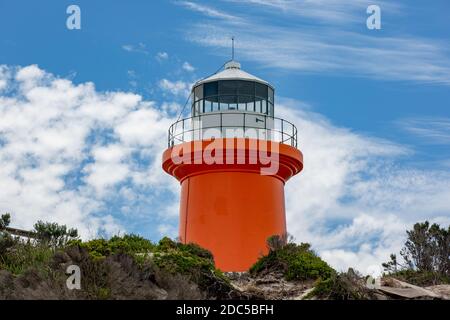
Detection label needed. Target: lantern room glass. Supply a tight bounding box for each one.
[192,80,274,116]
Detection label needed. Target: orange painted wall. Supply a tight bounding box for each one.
[179,171,287,271]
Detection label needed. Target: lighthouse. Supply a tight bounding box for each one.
[162,59,303,271]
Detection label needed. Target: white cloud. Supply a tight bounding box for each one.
[161,102,182,115]
[0,65,10,91]
[127,70,138,88]
[157,223,178,238]
[179,1,242,23]
[156,51,169,61]
[0,64,177,238]
[84,162,130,195]
[277,100,450,274]
[225,0,400,24]
[115,107,172,146]
[182,61,195,72]
[397,117,450,145]
[181,1,450,85]
[158,79,191,97]
[15,64,45,82]
[122,42,148,55]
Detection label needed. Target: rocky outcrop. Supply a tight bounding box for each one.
[377,277,449,300]
[228,272,450,300]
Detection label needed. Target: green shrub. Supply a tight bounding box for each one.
[285,251,334,281]
[0,242,53,275]
[178,242,214,262]
[109,234,155,254]
[76,238,111,259]
[0,232,17,256]
[153,238,215,277]
[153,237,231,293]
[154,250,211,275]
[72,234,154,259]
[250,239,335,281]
[0,213,11,229]
[34,220,79,248]
[157,236,178,251]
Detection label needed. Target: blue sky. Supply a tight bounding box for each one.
[1,0,449,273]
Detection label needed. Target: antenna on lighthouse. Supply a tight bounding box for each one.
[225,36,240,69]
[231,36,235,61]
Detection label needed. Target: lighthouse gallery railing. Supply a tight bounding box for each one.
[168,112,298,148]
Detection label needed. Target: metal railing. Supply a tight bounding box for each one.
[168,111,298,148]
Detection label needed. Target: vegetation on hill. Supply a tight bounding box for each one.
[0,214,242,299]
[382,221,449,286]
[0,213,448,300]
[250,235,335,281]
[248,234,377,299]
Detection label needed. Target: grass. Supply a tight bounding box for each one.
[0,241,53,275]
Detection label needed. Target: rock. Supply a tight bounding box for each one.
[378,278,441,299]
[295,288,315,300]
[424,285,450,300]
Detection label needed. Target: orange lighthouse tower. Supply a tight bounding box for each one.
[162,60,303,271]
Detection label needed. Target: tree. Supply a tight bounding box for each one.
[266,233,295,252]
[0,213,14,255]
[33,220,79,248]
[0,213,11,229]
[383,221,449,277]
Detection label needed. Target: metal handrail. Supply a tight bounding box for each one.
[168,112,298,148]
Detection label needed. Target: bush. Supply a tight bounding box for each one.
[152,237,235,298]
[0,232,17,256]
[0,213,241,299]
[178,242,214,262]
[308,269,375,300]
[34,221,79,248]
[382,221,449,285]
[0,213,11,229]
[71,234,154,259]
[250,237,335,281]
[153,238,218,278]
[0,242,53,275]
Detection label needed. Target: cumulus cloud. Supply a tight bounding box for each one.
[0,65,176,238]
[182,61,195,72]
[277,100,450,274]
[156,51,169,62]
[158,79,191,97]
